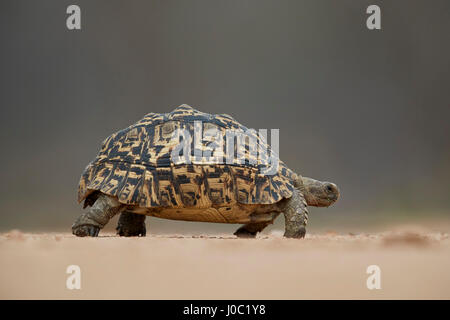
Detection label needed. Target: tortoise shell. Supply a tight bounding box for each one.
[78,105,297,208]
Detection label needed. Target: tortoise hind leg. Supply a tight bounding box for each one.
[72,194,125,237]
[116,211,146,237]
[234,222,271,238]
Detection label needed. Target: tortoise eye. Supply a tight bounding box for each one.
[326,185,334,192]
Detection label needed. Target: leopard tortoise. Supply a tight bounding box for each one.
[72,104,339,238]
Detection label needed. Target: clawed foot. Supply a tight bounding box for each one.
[284,226,306,239]
[116,223,146,237]
[234,228,257,239]
[116,212,146,237]
[72,224,100,237]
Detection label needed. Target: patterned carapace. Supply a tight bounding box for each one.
[78,105,297,208]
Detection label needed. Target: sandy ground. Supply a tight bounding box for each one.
[1,228,449,300]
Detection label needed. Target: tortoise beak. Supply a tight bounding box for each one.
[327,194,338,202]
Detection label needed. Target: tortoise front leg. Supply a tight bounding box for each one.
[283,189,308,238]
[72,194,125,237]
[116,211,147,237]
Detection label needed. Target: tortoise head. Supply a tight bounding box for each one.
[294,175,340,207]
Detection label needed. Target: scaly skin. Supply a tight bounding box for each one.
[72,194,125,237]
[282,189,308,238]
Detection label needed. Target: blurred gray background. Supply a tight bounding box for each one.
[1,0,449,233]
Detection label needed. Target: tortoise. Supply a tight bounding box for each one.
[72,104,339,238]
